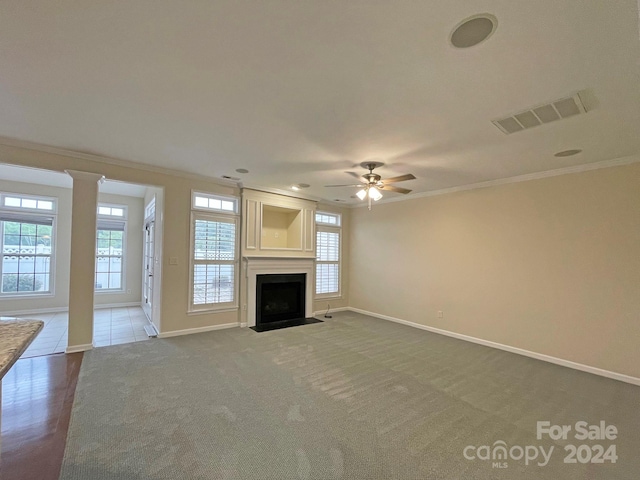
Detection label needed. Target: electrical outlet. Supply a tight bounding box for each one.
[243,304,247,311]
[437,310,444,319]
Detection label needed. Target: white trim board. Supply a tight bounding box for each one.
[66,343,93,354]
[94,302,142,309]
[158,323,239,338]
[1,302,142,317]
[348,307,640,387]
[0,306,68,317]
[313,307,350,317]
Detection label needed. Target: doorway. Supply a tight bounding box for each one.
[143,197,155,321]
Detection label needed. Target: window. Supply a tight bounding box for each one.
[315,211,341,296]
[0,193,56,296]
[190,192,239,312]
[95,204,126,291]
[192,191,237,213]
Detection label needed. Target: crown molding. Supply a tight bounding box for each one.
[240,183,323,204]
[0,136,239,189]
[352,154,640,208]
[2,136,637,208]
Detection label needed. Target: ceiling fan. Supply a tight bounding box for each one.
[325,162,416,210]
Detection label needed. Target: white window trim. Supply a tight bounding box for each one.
[97,202,128,219]
[188,210,240,313]
[315,211,341,227]
[0,193,57,298]
[315,211,342,299]
[1,192,57,214]
[95,203,127,293]
[192,190,238,214]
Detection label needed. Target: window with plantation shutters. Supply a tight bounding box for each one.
[315,212,341,297]
[95,204,127,291]
[189,203,239,311]
[0,192,56,296]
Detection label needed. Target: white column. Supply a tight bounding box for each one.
[65,170,104,352]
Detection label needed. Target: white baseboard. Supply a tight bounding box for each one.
[158,323,239,338]
[1,303,141,317]
[313,307,350,317]
[94,302,141,309]
[348,307,640,387]
[66,343,93,354]
[0,306,68,317]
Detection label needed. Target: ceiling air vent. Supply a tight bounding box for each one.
[492,92,590,134]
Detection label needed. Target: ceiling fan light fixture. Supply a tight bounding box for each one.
[356,189,367,200]
[369,187,383,201]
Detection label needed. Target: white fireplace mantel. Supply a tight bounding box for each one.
[244,256,315,328]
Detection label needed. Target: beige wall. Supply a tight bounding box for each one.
[313,203,350,314]
[0,143,240,333]
[94,192,144,307]
[349,163,640,378]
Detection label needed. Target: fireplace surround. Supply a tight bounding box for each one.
[244,257,315,328]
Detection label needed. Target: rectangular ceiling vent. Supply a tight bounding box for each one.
[492,92,589,134]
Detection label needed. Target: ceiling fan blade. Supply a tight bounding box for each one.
[384,173,416,183]
[346,171,365,180]
[380,185,412,194]
[325,184,365,188]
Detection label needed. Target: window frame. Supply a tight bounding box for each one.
[95,203,127,293]
[192,191,238,214]
[188,195,240,314]
[0,192,57,298]
[315,211,342,299]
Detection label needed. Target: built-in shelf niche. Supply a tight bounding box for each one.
[262,204,302,250]
[241,189,316,257]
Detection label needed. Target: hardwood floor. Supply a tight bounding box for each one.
[1,352,82,480]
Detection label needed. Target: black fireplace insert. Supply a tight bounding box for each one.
[253,273,322,332]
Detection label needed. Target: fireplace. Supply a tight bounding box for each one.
[244,257,319,330]
[257,274,306,325]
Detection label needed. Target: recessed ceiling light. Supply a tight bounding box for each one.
[297,183,310,188]
[450,14,497,48]
[554,149,583,157]
[235,168,249,174]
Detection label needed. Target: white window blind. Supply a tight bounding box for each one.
[316,212,341,296]
[191,213,237,310]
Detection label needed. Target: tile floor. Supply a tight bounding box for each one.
[18,307,151,359]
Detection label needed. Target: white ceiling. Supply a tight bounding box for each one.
[0,1,638,204]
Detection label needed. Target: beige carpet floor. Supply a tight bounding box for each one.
[59,311,640,479]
